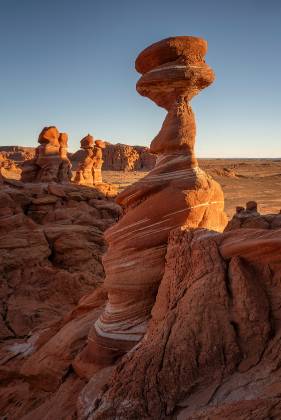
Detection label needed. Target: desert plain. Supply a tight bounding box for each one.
[103,158,281,217]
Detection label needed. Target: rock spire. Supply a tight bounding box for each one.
[77,36,228,370]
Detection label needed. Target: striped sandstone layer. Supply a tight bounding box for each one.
[78,36,228,369]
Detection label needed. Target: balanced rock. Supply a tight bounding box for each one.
[74,135,105,186]
[21,126,72,183]
[136,36,215,110]
[78,36,227,370]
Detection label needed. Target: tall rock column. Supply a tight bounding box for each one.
[78,36,228,370]
[74,135,105,186]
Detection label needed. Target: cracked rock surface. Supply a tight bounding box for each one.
[0,179,120,417]
[87,226,281,419]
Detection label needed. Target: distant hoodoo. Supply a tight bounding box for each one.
[74,134,105,186]
[21,126,72,183]
[78,36,228,369]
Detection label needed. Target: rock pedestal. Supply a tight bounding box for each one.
[74,135,105,186]
[21,126,72,183]
[78,36,228,370]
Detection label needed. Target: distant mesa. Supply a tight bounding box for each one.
[71,142,156,172]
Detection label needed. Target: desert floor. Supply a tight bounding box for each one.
[103,159,281,218]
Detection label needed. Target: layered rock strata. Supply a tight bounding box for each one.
[87,224,281,419]
[74,135,105,185]
[1,205,281,418]
[21,126,72,183]
[80,36,228,368]
[0,178,120,417]
[0,180,119,341]
[102,143,156,171]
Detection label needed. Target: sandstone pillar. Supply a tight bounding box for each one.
[77,36,228,371]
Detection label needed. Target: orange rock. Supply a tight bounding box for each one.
[136,36,215,110]
[87,226,281,419]
[80,36,227,369]
[21,126,72,183]
[74,135,105,186]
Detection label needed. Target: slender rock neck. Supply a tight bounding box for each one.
[150,97,198,169]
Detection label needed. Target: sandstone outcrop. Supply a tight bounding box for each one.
[74,135,105,185]
[0,179,119,338]
[0,154,21,179]
[102,143,156,171]
[85,223,281,419]
[78,36,227,370]
[2,37,281,420]
[21,127,72,183]
[0,173,120,417]
[71,142,156,171]
[0,146,36,162]
[226,201,281,230]
[2,204,281,418]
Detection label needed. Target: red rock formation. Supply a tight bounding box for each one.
[135,36,215,110]
[0,146,36,162]
[0,178,120,415]
[0,153,21,179]
[71,142,156,172]
[78,36,227,371]
[21,126,72,183]
[2,204,281,418]
[3,142,156,173]
[74,135,105,185]
[225,201,281,230]
[58,132,72,182]
[0,180,119,339]
[102,143,156,171]
[84,224,281,419]
[2,37,281,420]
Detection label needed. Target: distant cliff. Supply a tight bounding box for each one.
[0,143,156,171]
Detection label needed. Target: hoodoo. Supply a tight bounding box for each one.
[78,36,227,369]
[21,126,72,183]
[74,134,105,186]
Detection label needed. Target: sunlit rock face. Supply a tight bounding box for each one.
[80,36,227,369]
[74,135,106,186]
[21,126,72,183]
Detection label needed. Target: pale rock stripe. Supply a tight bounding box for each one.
[147,64,204,74]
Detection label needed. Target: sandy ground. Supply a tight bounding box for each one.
[3,158,280,219]
[103,159,281,219]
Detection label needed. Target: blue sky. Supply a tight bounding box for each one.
[0,0,280,157]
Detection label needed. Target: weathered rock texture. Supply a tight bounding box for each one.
[1,205,281,418]
[102,143,156,171]
[21,127,72,183]
[78,36,227,369]
[0,146,36,163]
[0,154,21,179]
[0,179,118,334]
[74,135,105,185]
[70,142,156,171]
[0,178,119,402]
[84,224,281,419]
